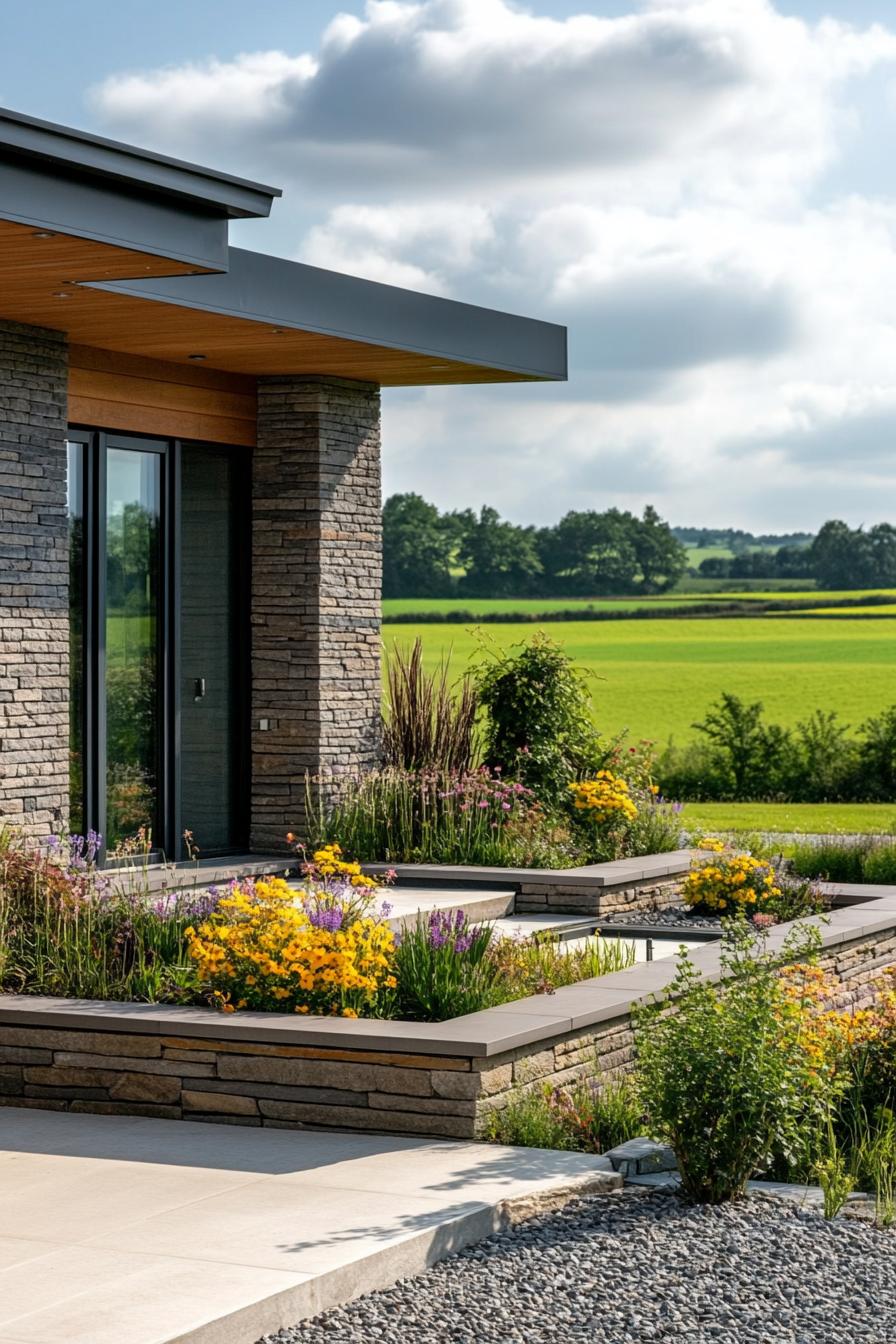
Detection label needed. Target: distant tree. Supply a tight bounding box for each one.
[456,506,542,597]
[541,509,639,595]
[810,520,877,589]
[382,493,455,598]
[634,506,688,592]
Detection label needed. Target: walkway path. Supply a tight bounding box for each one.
[0,1106,617,1344]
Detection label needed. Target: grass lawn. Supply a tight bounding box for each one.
[383,615,896,742]
[680,801,896,835]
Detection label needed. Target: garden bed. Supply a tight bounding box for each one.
[3,875,896,1140]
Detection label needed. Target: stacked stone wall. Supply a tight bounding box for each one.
[252,377,382,850]
[0,320,68,839]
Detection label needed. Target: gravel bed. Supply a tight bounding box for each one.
[600,907,722,931]
[259,1187,896,1344]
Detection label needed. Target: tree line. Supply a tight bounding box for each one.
[383,494,896,598]
[383,495,687,598]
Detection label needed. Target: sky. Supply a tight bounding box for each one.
[4,0,896,531]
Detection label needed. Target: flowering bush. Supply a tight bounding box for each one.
[185,875,396,1017]
[682,849,782,917]
[0,827,213,1002]
[569,771,639,824]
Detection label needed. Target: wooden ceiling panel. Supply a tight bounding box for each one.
[0,216,536,385]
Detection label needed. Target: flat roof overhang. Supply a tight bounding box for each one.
[0,106,280,273]
[0,220,566,386]
[82,247,568,385]
[0,108,565,388]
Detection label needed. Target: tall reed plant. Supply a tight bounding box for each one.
[383,638,478,773]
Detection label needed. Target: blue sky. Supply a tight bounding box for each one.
[3,1,896,530]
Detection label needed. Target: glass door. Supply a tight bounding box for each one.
[66,430,247,861]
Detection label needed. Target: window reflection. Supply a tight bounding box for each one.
[105,448,161,850]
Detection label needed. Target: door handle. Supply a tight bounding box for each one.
[193,677,206,701]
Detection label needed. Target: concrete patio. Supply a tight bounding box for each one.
[0,1106,618,1344]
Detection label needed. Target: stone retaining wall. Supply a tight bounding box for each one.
[515,875,683,917]
[3,918,896,1140]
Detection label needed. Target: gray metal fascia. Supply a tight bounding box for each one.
[86,247,568,381]
[0,158,230,273]
[0,106,281,219]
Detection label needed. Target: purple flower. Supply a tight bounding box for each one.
[308,906,344,932]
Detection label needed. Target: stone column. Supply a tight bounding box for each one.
[0,319,69,841]
[251,377,382,851]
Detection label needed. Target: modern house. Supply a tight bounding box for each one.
[0,106,566,861]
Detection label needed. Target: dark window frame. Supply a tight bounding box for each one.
[67,426,250,863]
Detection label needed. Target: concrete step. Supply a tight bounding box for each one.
[383,884,516,932]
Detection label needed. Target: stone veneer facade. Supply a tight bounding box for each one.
[0,320,69,841]
[251,377,382,851]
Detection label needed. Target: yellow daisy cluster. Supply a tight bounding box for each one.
[568,771,639,825]
[777,963,894,1083]
[308,842,378,889]
[185,876,395,1017]
[697,836,726,853]
[682,850,781,914]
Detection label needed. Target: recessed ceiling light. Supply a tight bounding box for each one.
[32,230,56,239]
[188,353,207,360]
[52,291,70,299]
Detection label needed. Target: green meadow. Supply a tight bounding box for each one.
[383,614,896,744]
[679,801,896,835]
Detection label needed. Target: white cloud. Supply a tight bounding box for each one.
[89,0,896,529]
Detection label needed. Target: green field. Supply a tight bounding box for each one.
[382,595,695,617]
[382,589,896,619]
[680,802,896,835]
[383,615,896,743]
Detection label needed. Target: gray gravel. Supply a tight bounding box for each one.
[600,907,722,930]
[258,1187,896,1344]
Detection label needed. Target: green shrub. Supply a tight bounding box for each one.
[486,1086,575,1150]
[634,921,826,1203]
[474,633,601,804]
[490,932,635,1000]
[786,838,896,885]
[862,846,896,885]
[486,1075,644,1153]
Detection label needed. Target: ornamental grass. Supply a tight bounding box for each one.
[306,765,584,867]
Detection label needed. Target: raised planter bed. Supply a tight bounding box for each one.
[3,864,896,1141]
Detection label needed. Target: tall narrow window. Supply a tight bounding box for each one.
[66,440,85,836]
[104,447,161,849]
